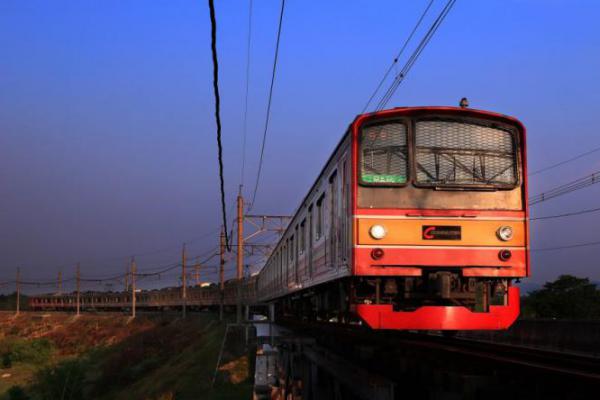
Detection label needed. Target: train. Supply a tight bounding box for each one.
[31,106,529,331]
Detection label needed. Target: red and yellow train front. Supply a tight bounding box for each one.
[352,107,529,330]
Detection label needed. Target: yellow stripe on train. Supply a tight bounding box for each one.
[357,218,526,246]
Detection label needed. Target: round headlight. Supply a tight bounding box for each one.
[369,224,387,240]
[497,226,514,241]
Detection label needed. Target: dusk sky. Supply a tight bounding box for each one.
[1,0,599,292]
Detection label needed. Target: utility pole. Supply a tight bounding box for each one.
[194,263,201,286]
[76,263,81,316]
[236,188,244,323]
[57,270,62,295]
[220,228,225,321]
[181,243,187,319]
[131,257,136,318]
[124,260,129,292]
[15,267,20,316]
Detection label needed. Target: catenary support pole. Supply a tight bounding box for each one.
[220,228,225,321]
[182,243,187,318]
[131,257,136,318]
[236,188,244,323]
[15,267,20,316]
[76,263,81,316]
[57,270,62,295]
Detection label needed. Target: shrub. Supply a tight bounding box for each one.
[2,352,12,369]
[33,359,86,400]
[7,386,29,400]
[3,339,54,366]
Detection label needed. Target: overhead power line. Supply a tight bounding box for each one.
[207,0,231,251]
[529,170,600,205]
[376,0,457,111]
[529,145,600,176]
[532,240,600,252]
[249,0,287,210]
[361,0,435,113]
[531,205,600,221]
[240,0,254,190]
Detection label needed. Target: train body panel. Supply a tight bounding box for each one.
[257,106,529,330]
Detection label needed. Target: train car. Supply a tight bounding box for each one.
[29,283,226,311]
[256,105,529,330]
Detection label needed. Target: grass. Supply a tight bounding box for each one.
[0,313,253,400]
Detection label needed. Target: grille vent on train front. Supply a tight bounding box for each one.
[415,120,517,187]
[361,122,408,184]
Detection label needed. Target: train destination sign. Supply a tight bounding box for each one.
[422,225,462,240]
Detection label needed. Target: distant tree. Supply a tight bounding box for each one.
[2,352,12,369]
[7,386,29,400]
[0,293,29,311]
[521,275,600,319]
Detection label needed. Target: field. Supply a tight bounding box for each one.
[0,311,252,400]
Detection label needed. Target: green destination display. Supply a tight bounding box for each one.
[362,174,406,183]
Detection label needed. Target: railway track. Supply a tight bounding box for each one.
[275,319,600,398]
[397,333,600,382]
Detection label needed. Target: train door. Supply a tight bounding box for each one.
[308,205,314,278]
[294,226,299,284]
[329,170,338,268]
[341,157,349,268]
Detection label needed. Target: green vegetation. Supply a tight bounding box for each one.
[0,313,253,400]
[521,275,600,319]
[0,294,28,312]
[0,339,54,367]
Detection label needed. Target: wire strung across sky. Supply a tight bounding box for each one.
[207,0,231,251]
[375,0,457,111]
[532,240,600,253]
[240,0,254,190]
[529,170,600,205]
[529,145,600,176]
[361,0,435,114]
[249,0,287,211]
[531,205,600,221]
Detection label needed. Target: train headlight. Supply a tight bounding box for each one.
[369,224,387,240]
[497,226,514,241]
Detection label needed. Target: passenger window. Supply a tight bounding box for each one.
[316,194,325,239]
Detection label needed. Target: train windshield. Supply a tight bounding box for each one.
[415,119,518,188]
[360,122,408,184]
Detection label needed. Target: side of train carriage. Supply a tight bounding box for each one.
[29,277,259,312]
[256,106,529,330]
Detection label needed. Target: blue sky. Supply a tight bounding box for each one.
[1,0,599,291]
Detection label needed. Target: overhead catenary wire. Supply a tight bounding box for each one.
[532,240,600,252]
[240,0,254,190]
[529,145,600,176]
[249,0,287,210]
[531,205,600,221]
[361,0,435,113]
[207,0,231,251]
[529,170,600,205]
[375,0,457,111]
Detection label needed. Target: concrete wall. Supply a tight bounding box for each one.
[459,319,600,356]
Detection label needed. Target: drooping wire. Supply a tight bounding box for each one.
[249,0,287,210]
[376,0,457,111]
[361,0,435,114]
[240,0,254,190]
[531,205,600,221]
[208,0,231,251]
[532,240,600,252]
[529,170,600,205]
[529,145,600,176]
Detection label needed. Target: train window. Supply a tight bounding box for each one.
[299,219,306,254]
[415,119,518,188]
[316,194,325,239]
[360,121,408,185]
